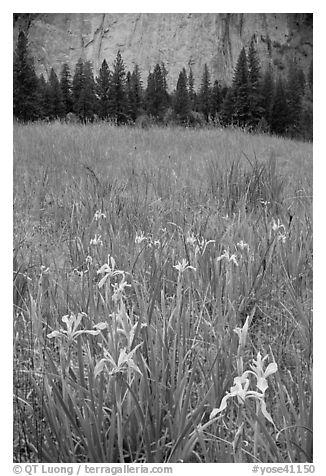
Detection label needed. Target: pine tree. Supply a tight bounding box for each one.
[270,77,289,135]
[37,74,49,119]
[72,58,84,120]
[125,71,133,121]
[72,59,97,122]
[174,68,190,123]
[260,66,274,126]
[188,67,196,110]
[198,63,211,122]
[145,63,169,120]
[298,60,313,141]
[82,61,97,121]
[160,62,170,109]
[128,64,143,121]
[60,63,73,115]
[221,85,229,101]
[13,30,39,121]
[232,47,250,127]
[286,61,304,136]
[308,59,313,94]
[210,80,223,120]
[248,37,261,85]
[220,88,235,125]
[110,51,127,124]
[145,72,155,117]
[48,68,65,119]
[301,79,313,141]
[297,67,306,97]
[96,59,111,120]
[247,36,263,128]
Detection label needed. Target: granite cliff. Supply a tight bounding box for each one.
[13,13,313,89]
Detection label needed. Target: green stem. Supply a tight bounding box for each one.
[253,399,260,460]
[115,378,125,463]
[233,405,244,463]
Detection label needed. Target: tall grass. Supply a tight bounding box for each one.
[13,123,312,463]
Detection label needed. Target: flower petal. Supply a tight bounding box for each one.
[98,274,108,289]
[260,400,276,427]
[97,264,110,275]
[47,330,63,339]
[73,313,83,333]
[215,394,232,415]
[264,362,278,378]
[93,322,108,330]
[209,393,233,419]
[61,314,71,328]
[74,330,100,337]
[210,408,220,419]
[117,348,128,367]
[94,359,106,377]
[126,360,142,375]
[256,377,268,393]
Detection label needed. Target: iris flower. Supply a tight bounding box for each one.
[94,343,143,378]
[135,231,147,244]
[237,240,250,252]
[111,275,131,303]
[271,218,284,232]
[90,234,103,246]
[234,316,250,349]
[210,353,277,425]
[94,210,106,221]
[250,352,278,394]
[173,258,196,273]
[47,313,100,343]
[97,254,124,288]
[217,249,238,266]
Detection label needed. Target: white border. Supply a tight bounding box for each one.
[3,3,323,475]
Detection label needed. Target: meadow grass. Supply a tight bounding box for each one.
[13,122,313,463]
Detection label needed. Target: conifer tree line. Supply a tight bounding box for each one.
[14,31,313,140]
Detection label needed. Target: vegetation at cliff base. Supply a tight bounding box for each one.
[13,30,313,140]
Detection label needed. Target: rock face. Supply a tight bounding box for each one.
[13,13,313,89]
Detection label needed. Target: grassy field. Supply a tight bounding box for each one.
[13,122,313,463]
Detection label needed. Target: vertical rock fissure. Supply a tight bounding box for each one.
[95,13,106,70]
[239,13,244,38]
[222,13,233,65]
